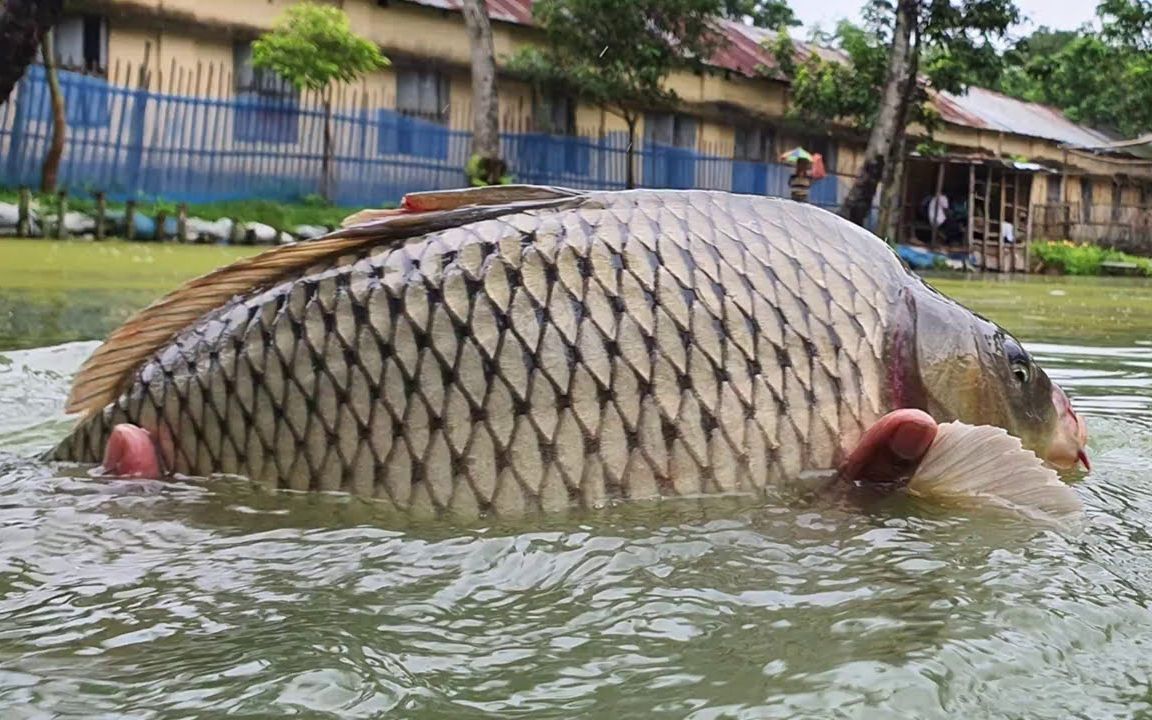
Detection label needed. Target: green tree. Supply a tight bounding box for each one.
[251,2,389,201]
[722,0,800,29]
[1097,0,1152,49]
[996,1,1152,137]
[0,0,63,105]
[995,26,1077,99]
[507,0,728,189]
[767,0,1021,233]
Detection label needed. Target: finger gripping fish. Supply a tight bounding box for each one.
[44,187,1089,519]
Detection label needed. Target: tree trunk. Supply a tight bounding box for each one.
[0,0,64,106]
[838,0,918,227]
[876,129,908,241]
[461,0,505,185]
[321,89,333,201]
[625,113,637,189]
[40,30,65,193]
[876,33,921,241]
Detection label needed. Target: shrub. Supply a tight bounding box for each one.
[1032,240,1152,276]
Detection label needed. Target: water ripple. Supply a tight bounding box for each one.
[1,336,1152,718]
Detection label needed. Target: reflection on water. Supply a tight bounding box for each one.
[0,289,165,352]
[1,259,1152,717]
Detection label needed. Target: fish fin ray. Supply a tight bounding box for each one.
[340,184,583,227]
[906,421,1083,523]
[65,187,589,418]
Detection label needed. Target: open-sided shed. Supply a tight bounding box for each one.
[897,152,1059,272]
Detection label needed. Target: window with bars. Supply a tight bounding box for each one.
[27,15,110,128]
[644,112,697,149]
[514,91,588,178]
[800,135,837,174]
[46,15,107,74]
[396,67,450,124]
[233,42,300,145]
[733,125,775,162]
[533,93,576,135]
[643,112,697,189]
[378,67,451,159]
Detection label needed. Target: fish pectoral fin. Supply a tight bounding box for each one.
[906,421,1084,523]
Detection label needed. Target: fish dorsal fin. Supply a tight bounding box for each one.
[342,184,583,226]
[906,421,1084,526]
[64,185,588,418]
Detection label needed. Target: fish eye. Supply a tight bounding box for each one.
[1003,337,1032,384]
[1012,361,1031,384]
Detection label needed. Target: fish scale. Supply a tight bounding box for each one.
[48,189,918,517]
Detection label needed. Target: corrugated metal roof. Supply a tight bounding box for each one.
[711,20,840,80]
[1064,132,1152,159]
[932,86,1116,147]
[402,0,534,25]
[711,19,782,78]
[396,0,1121,146]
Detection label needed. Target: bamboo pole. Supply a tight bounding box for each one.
[95,191,106,240]
[55,190,67,239]
[966,164,975,271]
[930,160,944,250]
[125,200,136,241]
[16,188,29,236]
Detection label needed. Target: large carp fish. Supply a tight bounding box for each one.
[43,186,1090,520]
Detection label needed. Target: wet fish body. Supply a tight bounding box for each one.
[45,187,1083,518]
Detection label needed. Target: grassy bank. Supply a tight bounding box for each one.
[4,237,1152,351]
[925,271,1152,344]
[1032,240,1152,277]
[0,239,261,350]
[0,188,392,231]
[0,238,259,292]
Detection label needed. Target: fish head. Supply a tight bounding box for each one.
[903,284,1089,473]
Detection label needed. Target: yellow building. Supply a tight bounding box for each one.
[19,0,1152,264]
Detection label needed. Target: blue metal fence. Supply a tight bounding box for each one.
[0,65,848,210]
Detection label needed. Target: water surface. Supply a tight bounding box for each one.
[1,240,1152,718]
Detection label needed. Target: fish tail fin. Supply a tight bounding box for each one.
[906,421,1084,524]
[65,185,587,419]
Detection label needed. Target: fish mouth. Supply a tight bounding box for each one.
[1046,383,1090,472]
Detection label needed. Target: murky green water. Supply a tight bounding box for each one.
[2,240,1152,718]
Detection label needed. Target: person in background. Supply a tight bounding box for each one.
[921,191,966,246]
[926,192,949,229]
[789,158,812,203]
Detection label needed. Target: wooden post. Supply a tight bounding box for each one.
[16,187,30,236]
[930,161,945,250]
[95,192,106,240]
[1014,173,1023,272]
[125,200,136,241]
[966,164,975,270]
[177,203,188,242]
[1025,185,1034,273]
[56,190,68,240]
[982,166,992,271]
[155,210,168,242]
[998,168,1007,272]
